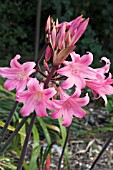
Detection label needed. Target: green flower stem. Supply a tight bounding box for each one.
[44,65,58,88]
[89,132,113,170]
[0,101,18,144]
[17,113,36,170]
[0,116,28,153]
[58,125,71,170]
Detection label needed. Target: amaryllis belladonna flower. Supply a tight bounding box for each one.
[51,87,89,126]
[57,52,97,89]
[16,78,56,117]
[86,73,113,105]
[0,55,36,92]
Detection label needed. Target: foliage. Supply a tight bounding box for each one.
[106,95,113,113]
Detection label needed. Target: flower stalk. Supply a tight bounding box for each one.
[17,113,36,170]
[89,132,113,170]
[0,101,18,144]
[58,125,71,170]
[44,65,58,88]
[0,116,28,153]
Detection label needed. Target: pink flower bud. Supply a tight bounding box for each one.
[57,23,66,50]
[70,18,89,45]
[50,26,56,49]
[45,45,52,62]
[44,59,49,71]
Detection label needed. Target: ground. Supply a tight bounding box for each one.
[50,103,113,170]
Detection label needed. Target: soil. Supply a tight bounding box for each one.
[50,104,113,170]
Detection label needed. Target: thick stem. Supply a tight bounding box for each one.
[58,125,70,170]
[89,132,113,170]
[0,101,18,143]
[44,65,58,88]
[17,113,36,170]
[0,116,28,153]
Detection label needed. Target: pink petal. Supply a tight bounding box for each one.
[16,80,28,92]
[100,93,108,106]
[52,99,64,109]
[62,77,75,89]
[105,73,113,84]
[101,86,113,96]
[70,52,80,63]
[79,66,97,79]
[74,76,86,89]
[43,87,56,99]
[27,78,40,92]
[81,52,93,66]
[10,55,22,68]
[71,103,87,118]
[20,96,37,116]
[72,88,81,98]
[4,79,19,91]
[35,102,48,117]
[50,109,62,119]
[0,67,21,79]
[16,91,31,102]
[23,62,36,75]
[58,87,69,100]
[100,57,110,73]
[57,65,71,77]
[45,99,56,111]
[72,93,89,106]
[62,109,73,126]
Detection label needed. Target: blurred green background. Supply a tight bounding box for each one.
[0,0,113,71]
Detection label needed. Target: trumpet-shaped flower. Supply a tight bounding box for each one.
[16,78,56,117]
[0,55,36,92]
[51,87,89,126]
[57,52,97,89]
[86,73,113,105]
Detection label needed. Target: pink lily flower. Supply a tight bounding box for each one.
[86,73,113,105]
[0,55,36,92]
[16,78,56,117]
[51,87,89,126]
[57,52,97,89]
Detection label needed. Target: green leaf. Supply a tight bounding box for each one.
[38,117,51,145]
[0,121,26,136]
[58,118,70,170]
[28,145,41,170]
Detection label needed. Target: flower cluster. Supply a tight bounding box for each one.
[0,15,113,127]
